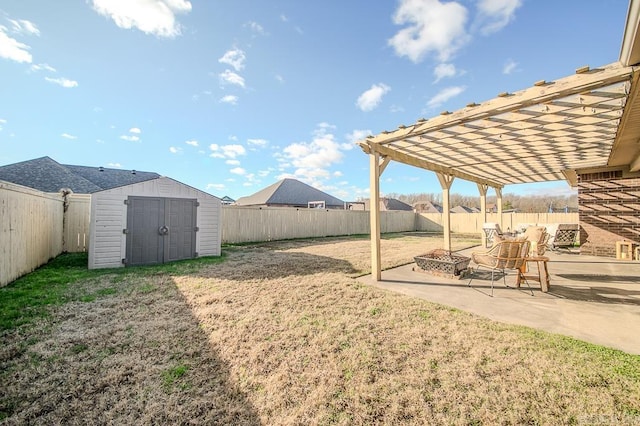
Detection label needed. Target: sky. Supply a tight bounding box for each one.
[0,0,631,201]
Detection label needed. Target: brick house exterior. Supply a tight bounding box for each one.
[578,169,640,257]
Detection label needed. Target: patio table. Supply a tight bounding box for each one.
[516,256,550,292]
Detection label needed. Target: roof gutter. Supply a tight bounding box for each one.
[620,0,640,66]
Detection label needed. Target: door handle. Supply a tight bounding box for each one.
[159,225,169,235]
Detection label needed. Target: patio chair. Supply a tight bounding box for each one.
[482,222,504,247]
[467,240,531,296]
[522,226,550,256]
[551,224,579,251]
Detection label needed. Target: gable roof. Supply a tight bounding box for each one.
[363,197,413,211]
[450,205,476,213]
[0,156,160,193]
[383,198,413,211]
[236,178,344,207]
[413,200,443,213]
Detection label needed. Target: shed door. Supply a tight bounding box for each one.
[126,196,197,266]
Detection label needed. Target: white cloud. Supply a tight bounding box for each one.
[247,138,268,146]
[226,159,240,166]
[333,171,343,177]
[8,19,40,36]
[388,0,469,63]
[245,21,265,35]
[45,77,78,88]
[91,0,192,38]
[30,63,56,72]
[433,63,457,83]
[0,26,32,63]
[230,167,246,175]
[222,144,246,158]
[206,183,225,191]
[209,143,246,159]
[503,58,518,74]
[219,69,245,88]
[218,48,246,71]
[107,162,122,168]
[356,83,390,112]
[345,129,372,144]
[280,124,349,185]
[0,118,6,131]
[220,95,238,105]
[476,0,522,35]
[185,139,198,147]
[169,146,182,154]
[120,134,140,142]
[427,86,466,108]
[129,127,141,134]
[61,133,77,140]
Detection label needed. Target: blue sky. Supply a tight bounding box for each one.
[0,0,630,201]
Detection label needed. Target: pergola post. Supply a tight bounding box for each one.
[495,187,503,230]
[369,150,387,282]
[436,172,454,251]
[477,183,489,247]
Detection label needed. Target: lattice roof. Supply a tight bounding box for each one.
[359,62,639,189]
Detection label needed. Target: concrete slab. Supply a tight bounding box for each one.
[358,248,640,355]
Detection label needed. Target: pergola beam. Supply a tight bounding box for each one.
[360,142,504,189]
[436,173,455,251]
[369,150,382,282]
[477,183,489,247]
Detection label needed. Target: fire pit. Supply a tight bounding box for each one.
[413,249,471,279]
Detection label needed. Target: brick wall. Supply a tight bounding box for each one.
[578,175,640,257]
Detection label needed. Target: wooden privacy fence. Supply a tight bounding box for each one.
[63,194,91,252]
[220,207,578,244]
[417,212,579,234]
[221,207,418,243]
[0,182,65,287]
[1,186,580,287]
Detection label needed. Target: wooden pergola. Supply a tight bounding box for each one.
[359,61,640,280]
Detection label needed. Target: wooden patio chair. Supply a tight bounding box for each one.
[467,240,531,296]
[522,226,550,256]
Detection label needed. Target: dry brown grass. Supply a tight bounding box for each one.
[1,233,639,425]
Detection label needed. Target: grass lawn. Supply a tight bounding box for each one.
[1,233,639,425]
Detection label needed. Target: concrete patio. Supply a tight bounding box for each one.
[359,248,640,355]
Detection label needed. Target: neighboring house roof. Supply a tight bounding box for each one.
[236,178,344,208]
[413,200,443,213]
[220,196,235,204]
[363,197,413,211]
[450,205,476,213]
[0,156,160,193]
[382,198,413,211]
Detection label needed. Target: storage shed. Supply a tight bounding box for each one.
[88,177,222,269]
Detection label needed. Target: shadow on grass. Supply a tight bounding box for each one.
[0,253,262,424]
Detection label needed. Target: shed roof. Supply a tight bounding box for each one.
[358,62,640,189]
[236,178,344,207]
[0,156,160,193]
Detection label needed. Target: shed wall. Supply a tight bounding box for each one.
[88,177,221,269]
